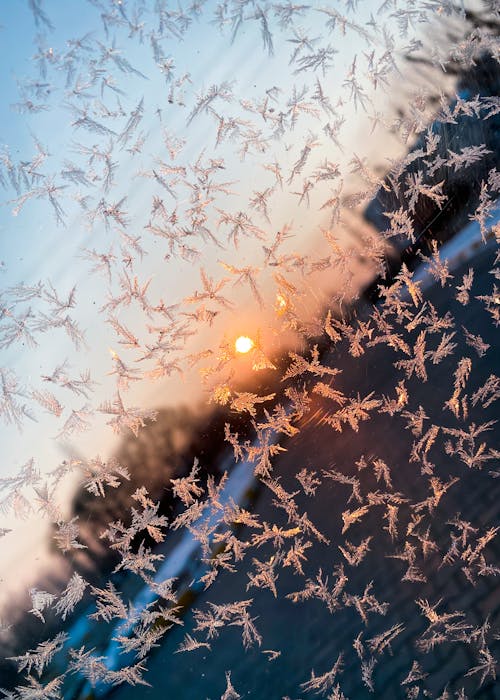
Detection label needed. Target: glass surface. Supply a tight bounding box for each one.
[0,1,499,698]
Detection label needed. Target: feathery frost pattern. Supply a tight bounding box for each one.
[0,0,499,698]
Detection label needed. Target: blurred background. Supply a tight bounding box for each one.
[0,1,499,697]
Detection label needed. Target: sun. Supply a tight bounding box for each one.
[235,335,254,354]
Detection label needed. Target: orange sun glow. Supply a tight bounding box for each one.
[235,335,254,354]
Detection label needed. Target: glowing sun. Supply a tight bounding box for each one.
[235,335,254,354]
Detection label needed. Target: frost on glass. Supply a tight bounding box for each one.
[0,0,499,698]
